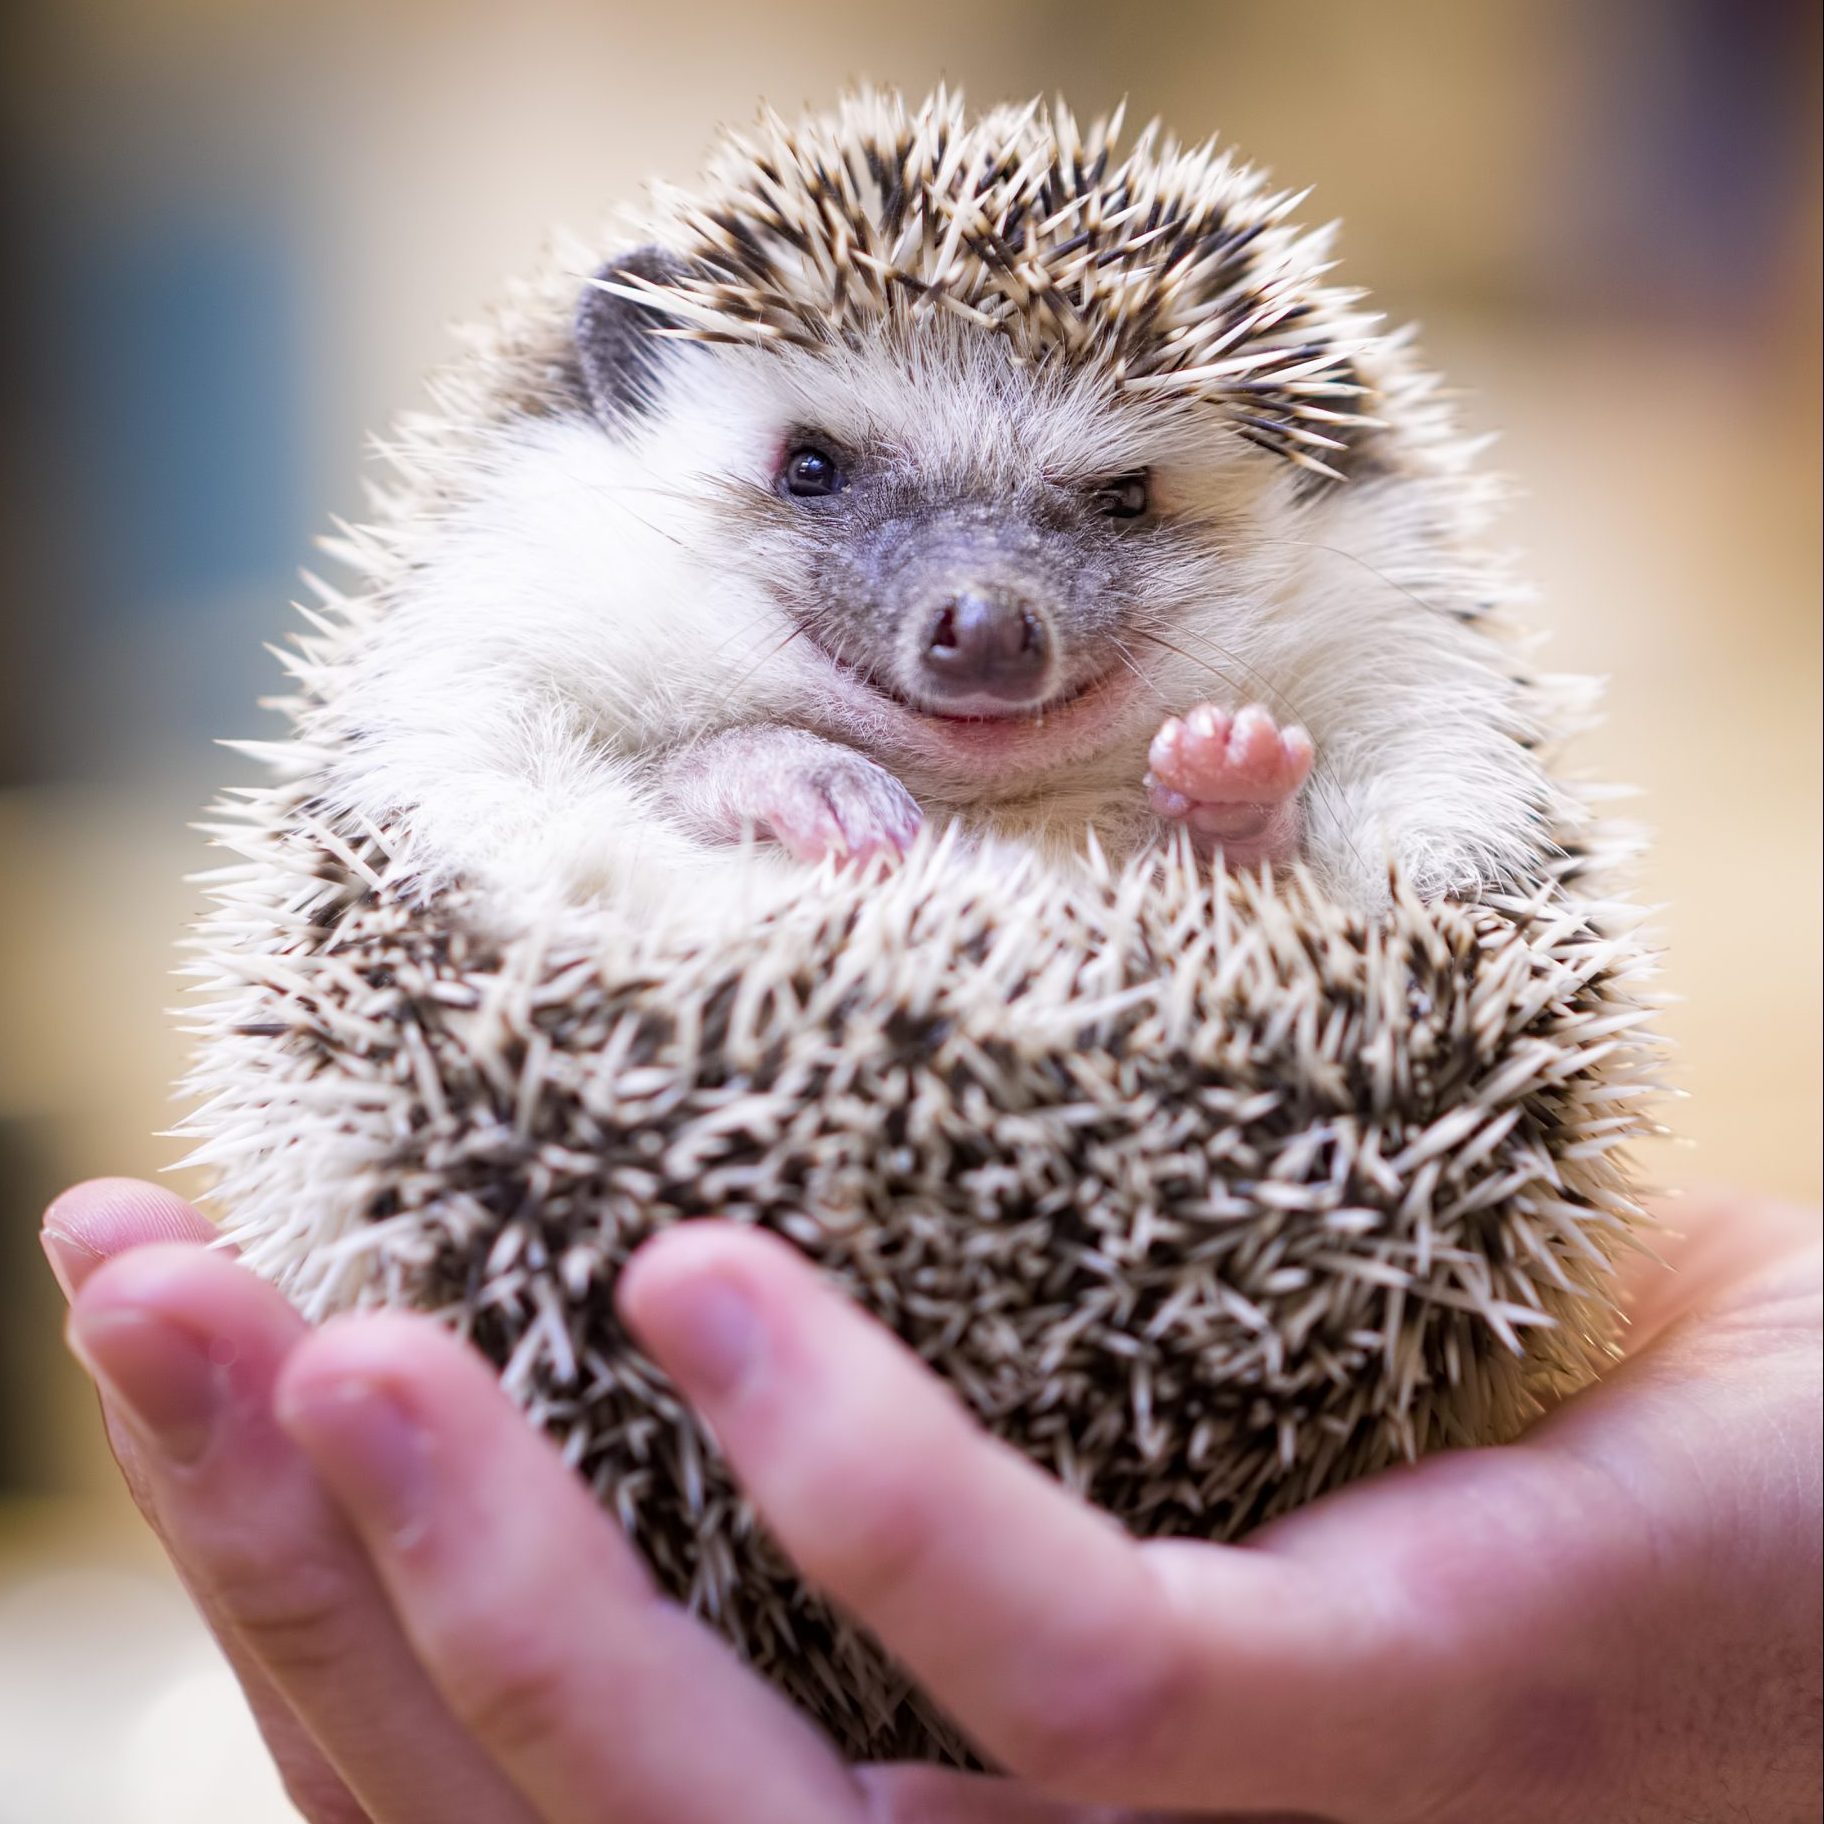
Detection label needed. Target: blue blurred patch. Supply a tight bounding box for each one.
[69,221,301,601]
[41,200,309,778]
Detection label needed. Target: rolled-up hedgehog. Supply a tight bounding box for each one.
[180,89,1660,1763]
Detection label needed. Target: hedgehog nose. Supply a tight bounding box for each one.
[919,590,1052,705]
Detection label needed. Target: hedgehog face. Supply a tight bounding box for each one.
[572,280,1312,798]
[734,337,1183,725]
[532,89,1404,812]
[761,362,1306,753]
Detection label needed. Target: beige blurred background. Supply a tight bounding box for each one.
[1,2,1818,1816]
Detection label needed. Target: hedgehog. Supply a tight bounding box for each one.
[178,89,1662,1765]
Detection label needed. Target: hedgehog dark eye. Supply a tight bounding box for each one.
[1097,471,1150,520]
[780,444,844,499]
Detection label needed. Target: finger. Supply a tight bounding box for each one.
[40,1177,219,1295]
[66,1243,535,1824]
[856,1765,1290,1823]
[44,1182,373,1823]
[277,1312,865,1824]
[99,1406,377,1823]
[88,1396,377,1824]
[43,1180,219,1525]
[856,1769,1087,1824]
[619,1225,1432,1814]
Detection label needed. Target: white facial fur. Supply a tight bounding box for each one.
[319,321,1561,928]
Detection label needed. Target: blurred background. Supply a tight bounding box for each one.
[1,1,1818,1815]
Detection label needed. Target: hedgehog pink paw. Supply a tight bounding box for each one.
[667,727,923,866]
[1145,702,1313,866]
[756,754,924,865]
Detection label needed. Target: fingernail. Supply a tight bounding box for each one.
[40,1224,103,1302]
[641,1272,763,1399]
[67,1309,221,1466]
[281,1379,431,1549]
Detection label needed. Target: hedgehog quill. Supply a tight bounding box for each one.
[180,90,1661,1764]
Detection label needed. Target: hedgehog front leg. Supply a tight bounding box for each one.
[662,726,924,865]
[1145,702,1314,868]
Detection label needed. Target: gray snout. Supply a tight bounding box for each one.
[917,589,1053,707]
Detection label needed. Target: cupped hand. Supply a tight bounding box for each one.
[41,1180,1822,1824]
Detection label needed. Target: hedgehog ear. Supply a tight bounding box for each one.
[574,246,696,429]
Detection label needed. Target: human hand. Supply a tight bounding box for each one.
[43,1180,1822,1823]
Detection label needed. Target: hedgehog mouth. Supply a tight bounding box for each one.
[817,647,1115,727]
[888,674,1111,726]
[808,643,1138,771]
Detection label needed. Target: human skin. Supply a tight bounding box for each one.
[40,1179,1822,1824]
